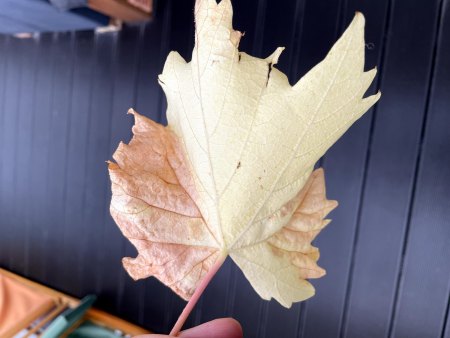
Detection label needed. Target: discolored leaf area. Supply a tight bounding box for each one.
[109,111,221,300]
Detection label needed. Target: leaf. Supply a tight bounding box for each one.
[109,112,221,300]
[109,0,380,308]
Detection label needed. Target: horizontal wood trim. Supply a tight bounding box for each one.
[88,0,151,22]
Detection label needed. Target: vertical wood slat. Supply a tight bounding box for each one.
[445,298,450,338]
[27,33,54,284]
[155,0,173,127]
[44,32,74,291]
[60,30,96,297]
[230,0,259,55]
[342,0,443,337]
[286,0,307,84]
[0,34,9,264]
[336,2,394,338]
[10,36,36,275]
[250,0,267,58]
[293,0,343,79]
[389,1,450,337]
[0,35,18,272]
[0,34,4,269]
[5,37,26,272]
[78,31,115,298]
[15,36,38,278]
[37,33,70,287]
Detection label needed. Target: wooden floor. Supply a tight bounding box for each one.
[0,0,449,337]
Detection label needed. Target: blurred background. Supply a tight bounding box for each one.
[0,0,449,337]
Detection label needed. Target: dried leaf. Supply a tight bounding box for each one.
[109,113,220,300]
[109,0,380,307]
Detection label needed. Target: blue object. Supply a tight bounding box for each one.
[68,321,124,338]
[49,0,87,10]
[0,0,108,33]
[40,295,97,338]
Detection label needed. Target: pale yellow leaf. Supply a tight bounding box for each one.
[109,0,380,308]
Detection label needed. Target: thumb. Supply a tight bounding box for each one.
[135,318,243,338]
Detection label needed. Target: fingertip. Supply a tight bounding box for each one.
[180,318,243,338]
[221,318,243,338]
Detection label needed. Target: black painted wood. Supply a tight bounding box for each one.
[342,1,444,337]
[1,1,449,337]
[59,30,96,297]
[26,32,55,284]
[1,35,20,273]
[44,32,74,293]
[389,2,450,337]
[14,35,38,281]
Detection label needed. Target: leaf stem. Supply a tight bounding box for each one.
[169,252,227,336]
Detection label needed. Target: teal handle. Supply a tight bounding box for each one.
[41,295,97,338]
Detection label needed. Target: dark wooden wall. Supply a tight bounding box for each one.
[1,0,449,337]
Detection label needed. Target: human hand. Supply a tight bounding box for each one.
[135,318,243,338]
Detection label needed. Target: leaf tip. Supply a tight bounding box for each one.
[330,199,339,209]
[345,11,365,43]
[314,167,325,176]
[217,0,232,9]
[107,160,118,170]
[122,257,144,281]
[266,47,285,65]
[319,267,326,277]
[353,11,365,25]
[322,219,332,228]
[369,90,382,104]
[366,67,378,77]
